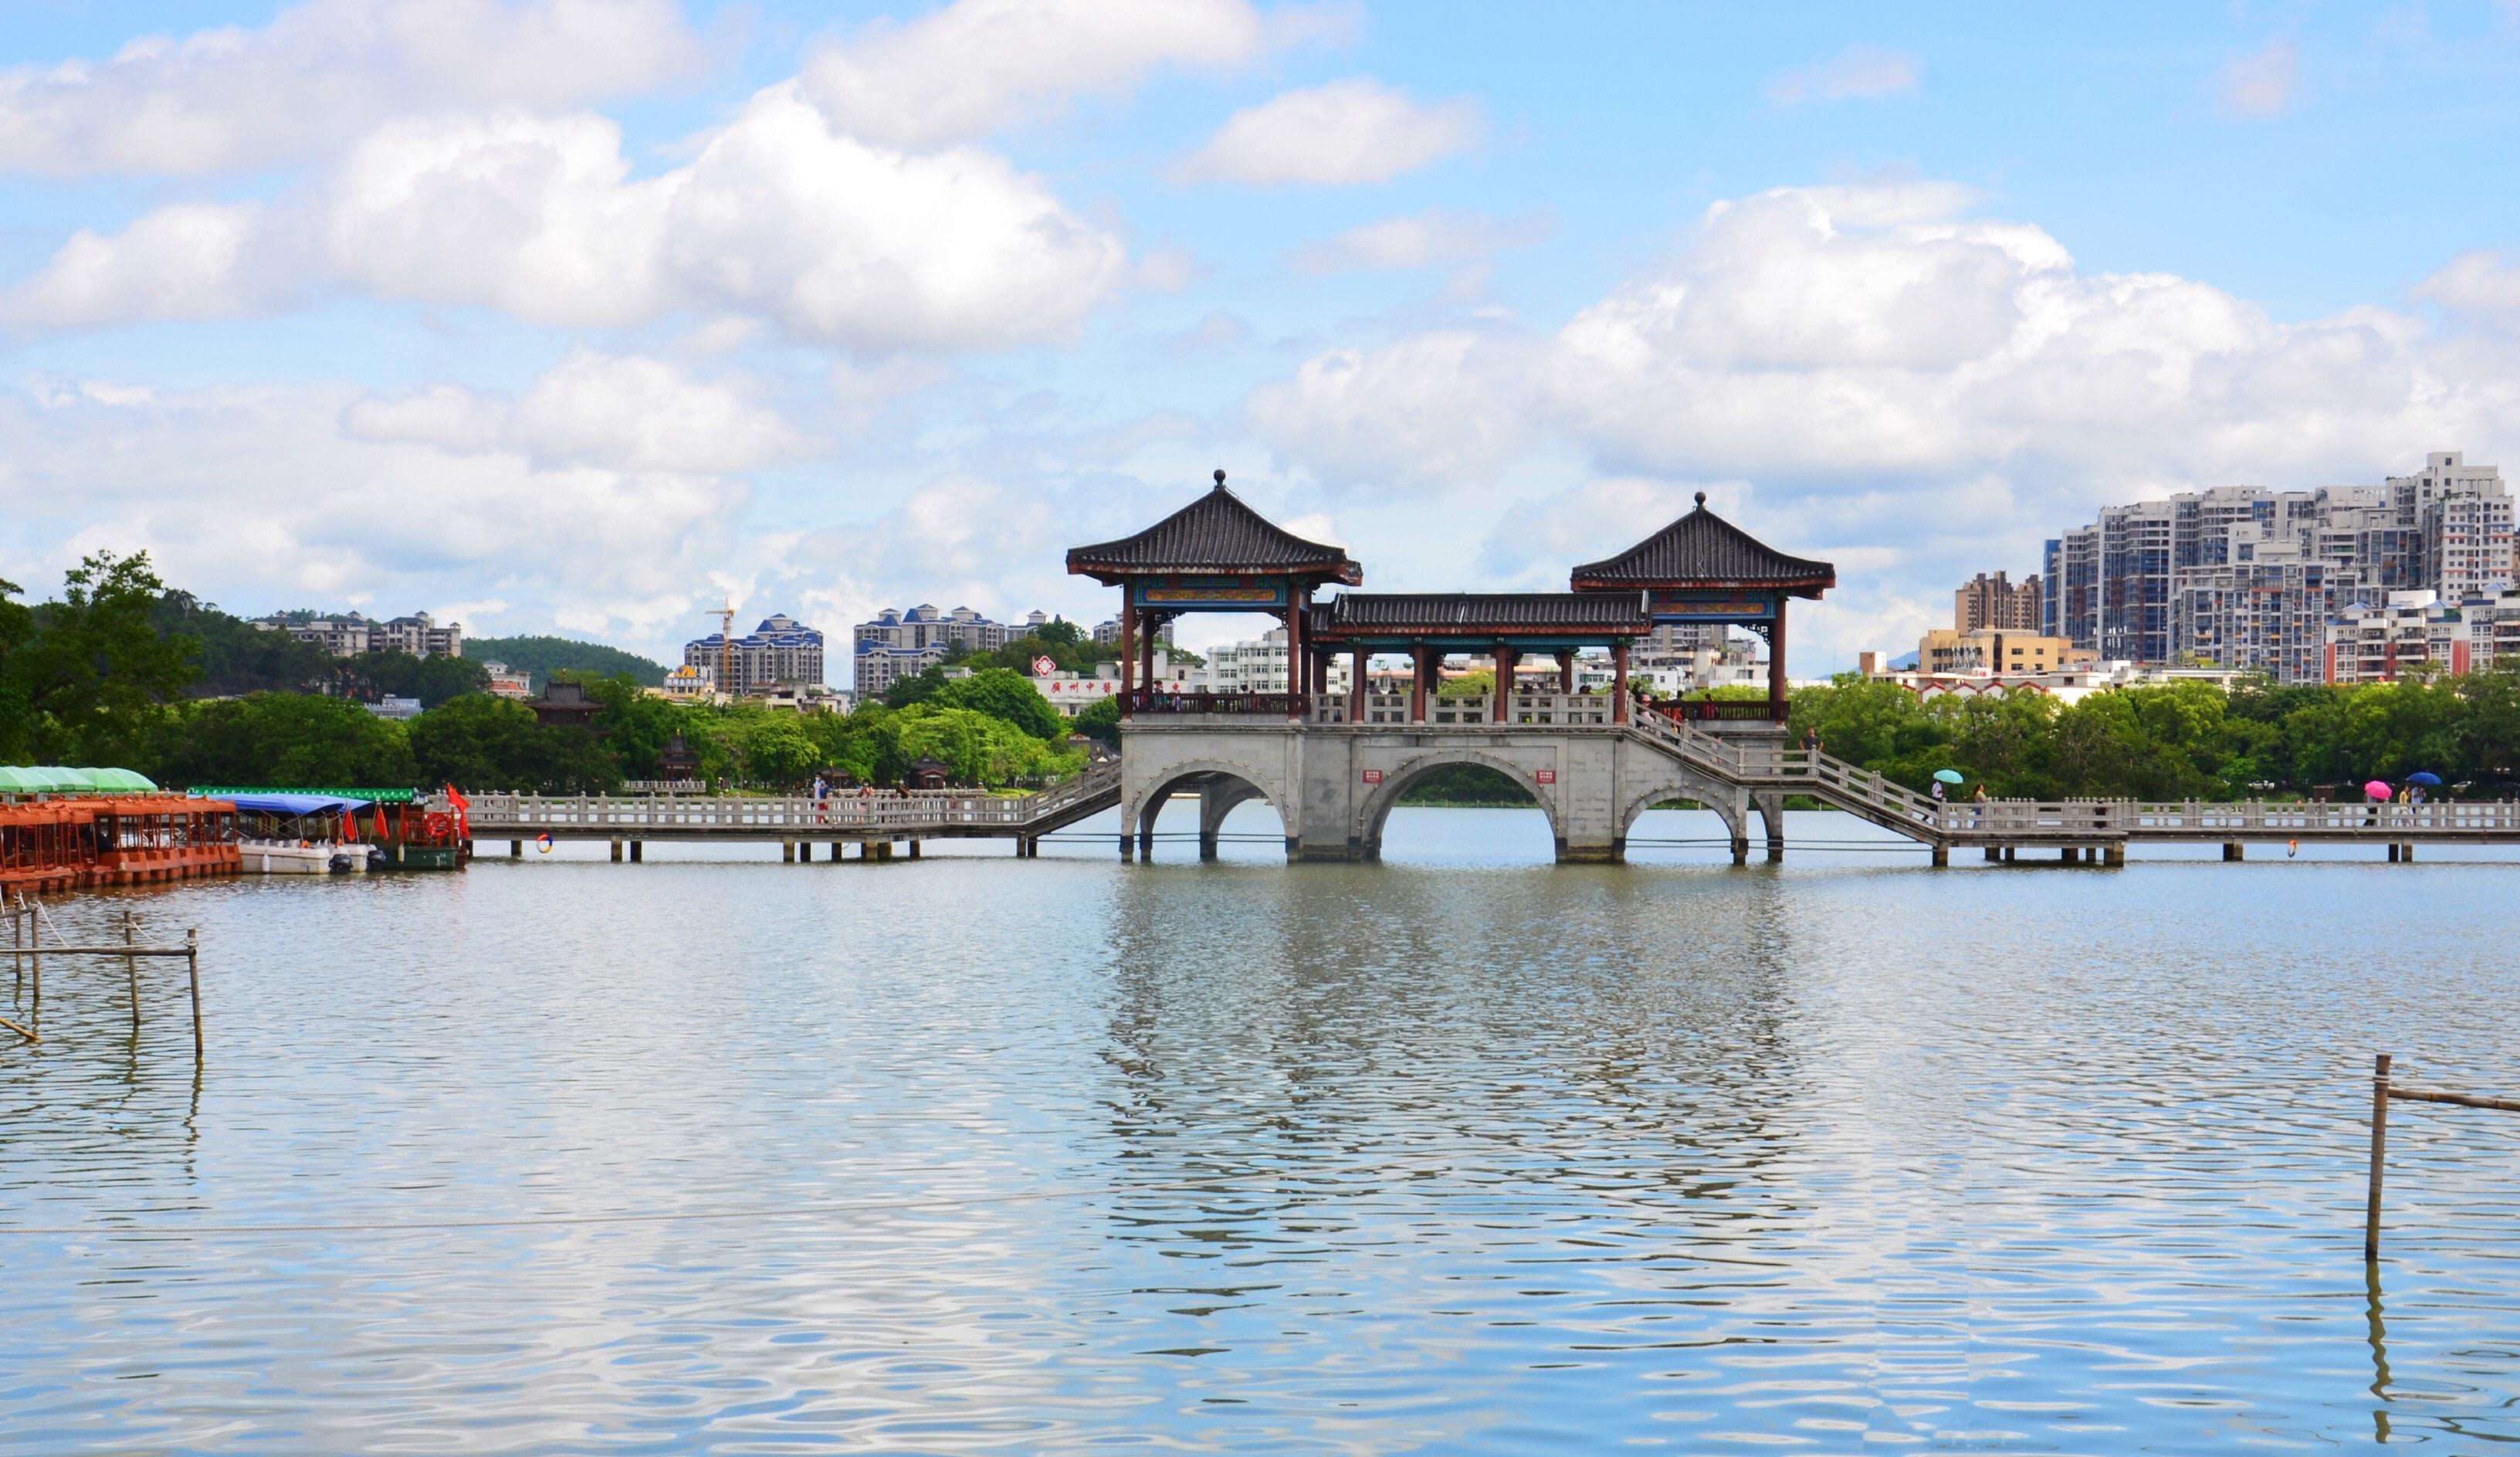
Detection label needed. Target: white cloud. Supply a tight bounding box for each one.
[1174,77,1483,185]
[2216,39,2300,119]
[1245,329,1533,486]
[1765,46,1922,106]
[344,350,804,474]
[801,0,1350,147]
[0,0,698,177]
[3,86,1129,350]
[1241,181,2520,666]
[2418,251,2520,315]
[2,204,288,329]
[1161,310,1254,354]
[1291,208,1551,274]
[6,370,756,650]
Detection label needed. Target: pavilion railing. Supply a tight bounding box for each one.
[1661,699,1787,723]
[1122,690,1308,717]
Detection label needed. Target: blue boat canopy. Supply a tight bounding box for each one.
[213,793,368,816]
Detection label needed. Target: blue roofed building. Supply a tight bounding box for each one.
[682,612,826,699]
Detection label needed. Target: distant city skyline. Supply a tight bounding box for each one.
[6,2,2520,674]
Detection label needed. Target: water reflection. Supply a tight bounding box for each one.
[2,809,2518,1452]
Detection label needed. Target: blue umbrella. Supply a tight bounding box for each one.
[2407,771,2442,786]
[1932,769,1966,784]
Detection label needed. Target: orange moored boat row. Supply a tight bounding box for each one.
[0,797,242,894]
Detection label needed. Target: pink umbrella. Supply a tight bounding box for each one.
[2365,780,2393,801]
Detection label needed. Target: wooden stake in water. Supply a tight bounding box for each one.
[185,928,202,1062]
[124,909,139,1027]
[2366,1052,2392,1262]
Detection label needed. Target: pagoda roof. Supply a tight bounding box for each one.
[1310,591,1648,642]
[1569,493,1835,597]
[1068,472,1362,584]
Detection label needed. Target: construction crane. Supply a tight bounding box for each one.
[711,599,735,701]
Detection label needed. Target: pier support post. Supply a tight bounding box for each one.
[2002,846,2016,863]
[2387,843,2400,862]
[908,840,921,860]
[830,841,842,862]
[2062,847,2077,862]
[1729,835,1749,866]
[781,842,794,862]
[2223,842,2244,862]
[1984,846,2001,862]
[609,839,622,862]
[2105,844,2125,867]
[628,841,642,863]
[510,840,523,858]
[1138,822,1154,862]
[1930,844,1950,868]
[2400,842,2414,862]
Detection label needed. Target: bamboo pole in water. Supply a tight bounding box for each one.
[2366,1053,2390,1262]
[186,929,202,1062]
[2366,1053,2520,1261]
[0,1012,32,1045]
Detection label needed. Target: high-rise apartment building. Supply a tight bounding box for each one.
[1953,571,2043,632]
[852,605,1048,695]
[2045,452,2508,682]
[685,613,825,698]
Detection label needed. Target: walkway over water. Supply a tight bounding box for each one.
[466,711,2515,866]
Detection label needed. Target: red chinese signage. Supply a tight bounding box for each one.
[1360,769,1384,784]
[1535,770,1556,784]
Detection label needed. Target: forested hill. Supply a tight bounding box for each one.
[465,635,669,687]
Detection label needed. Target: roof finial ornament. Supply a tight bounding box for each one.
[1694,490,1708,507]
[1214,468,1228,489]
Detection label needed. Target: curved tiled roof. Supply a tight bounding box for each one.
[1570,494,1835,595]
[1312,591,1648,640]
[1068,473,1363,583]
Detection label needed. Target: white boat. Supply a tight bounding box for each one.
[241,839,371,875]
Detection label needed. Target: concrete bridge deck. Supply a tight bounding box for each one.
[464,704,2514,866]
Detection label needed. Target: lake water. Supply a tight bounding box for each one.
[5,806,2519,1455]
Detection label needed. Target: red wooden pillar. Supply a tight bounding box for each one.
[1119,596,1136,700]
[1350,647,1367,722]
[1492,643,1516,722]
[1411,644,1430,723]
[1556,650,1574,693]
[1285,589,1306,712]
[1768,601,1789,723]
[1612,640,1631,723]
[1143,610,1160,688]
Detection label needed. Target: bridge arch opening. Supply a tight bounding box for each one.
[1617,769,1749,863]
[1133,767,1285,862]
[1357,752,1560,864]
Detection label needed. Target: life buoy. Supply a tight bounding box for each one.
[423,812,454,840]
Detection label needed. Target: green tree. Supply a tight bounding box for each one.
[2,551,198,766]
[738,714,821,784]
[408,694,618,793]
[150,694,419,788]
[151,591,336,696]
[932,666,1065,739]
[1074,694,1120,749]
[581,674,681,778]
[344,649,491,708]
[461,634,670,687]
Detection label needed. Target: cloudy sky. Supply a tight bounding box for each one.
[5,1,2520,677]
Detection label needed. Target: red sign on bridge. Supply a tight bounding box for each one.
[1535,770,1556,784]
[1360,770,1384,784]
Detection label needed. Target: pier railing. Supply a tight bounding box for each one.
[467,761,1121,840]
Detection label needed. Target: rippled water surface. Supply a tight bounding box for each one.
[6,806,2519,1455]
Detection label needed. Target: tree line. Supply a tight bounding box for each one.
[1784,673,2520,800]
[2,552,1094,793]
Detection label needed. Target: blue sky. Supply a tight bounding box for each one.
[4,1,2519,676]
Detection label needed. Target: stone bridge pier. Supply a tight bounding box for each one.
[1121,721,1753,864]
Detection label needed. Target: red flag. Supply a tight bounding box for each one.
[372,804,389,841]
[342,811,358,843]
[443,784,470,839]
